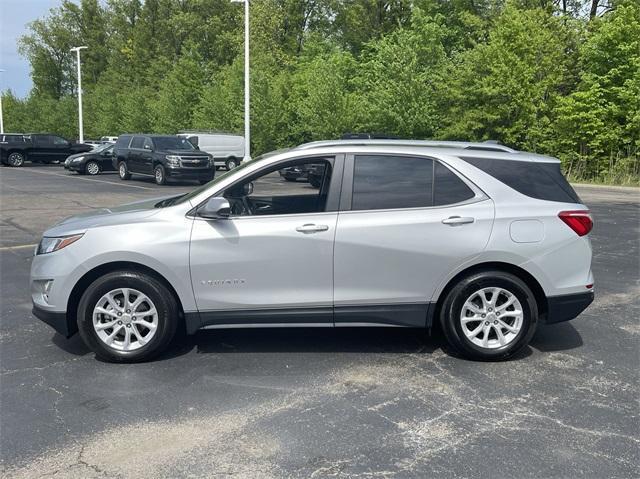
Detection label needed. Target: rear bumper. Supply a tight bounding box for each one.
[545,291,594,324]
[32,303,76,338]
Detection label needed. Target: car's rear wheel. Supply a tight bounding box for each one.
[118,162,131,180]
[77,271,179,363]
[85,161,100,175]
[439,271,538,361]
[154,165,166,185]
[7,152,25,167]
[225,157,238,170]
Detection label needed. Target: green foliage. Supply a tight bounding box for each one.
[2,0,639,184]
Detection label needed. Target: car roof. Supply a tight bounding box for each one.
[282,143,559,164]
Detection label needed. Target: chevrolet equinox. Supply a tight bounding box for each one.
[30,140,594,362]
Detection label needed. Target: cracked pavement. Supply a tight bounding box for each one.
[0,165,639,478]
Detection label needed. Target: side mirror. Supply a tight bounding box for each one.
[198,197,231,220]
[143,144,152,150]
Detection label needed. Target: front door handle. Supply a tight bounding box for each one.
[296,224,329,234]
[442,216,475,226]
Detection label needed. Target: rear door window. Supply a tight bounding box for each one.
[130,137,145,149]
[460,157,580,203]
[352,155,434,211]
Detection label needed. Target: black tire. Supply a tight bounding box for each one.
[439,271,538,361]
[199,179,209,185]
[77,271,179,363]
[225,157,238,170]
[154,164,166,185]
[118,161,131,180]
[85,161,100,175]
[7,152,25,167]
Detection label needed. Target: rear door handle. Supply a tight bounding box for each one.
[442,216,475,226]
[296,224,329,234]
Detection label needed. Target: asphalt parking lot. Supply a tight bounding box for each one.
[1,164,639,478]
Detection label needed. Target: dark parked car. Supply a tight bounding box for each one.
[307,163,326,188]
[279,163,313,182]
[65,143,116,175]
[0,133,92,167]
[114,134,214,185]
[279,162,326,185]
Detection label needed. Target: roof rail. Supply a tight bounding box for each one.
[178,130,242,136]
[295,139,517,153]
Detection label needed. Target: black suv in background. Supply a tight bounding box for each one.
[113,134,215,185]
[0,133,92,167]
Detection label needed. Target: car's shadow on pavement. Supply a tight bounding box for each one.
[50,322,583,363]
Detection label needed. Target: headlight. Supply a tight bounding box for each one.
[37,234,84,255]
[72,156,84,163]
[165,155,181,167]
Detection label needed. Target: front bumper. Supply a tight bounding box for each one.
[32,303,76,337]
[165,167,214,181]
[546,291,594,324]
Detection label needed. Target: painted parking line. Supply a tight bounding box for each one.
[1,167,154,190]
[0,244,37,251]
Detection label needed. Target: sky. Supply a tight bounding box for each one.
[1,0,60,98]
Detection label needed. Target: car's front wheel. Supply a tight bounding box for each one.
[154,165,166,185]
[77,271,179,362]
[439,271,538,361]
[7,152,25,167]
[85,161,100,175]
[118,162,131,180]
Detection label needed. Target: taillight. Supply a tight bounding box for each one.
[558,210,593,236]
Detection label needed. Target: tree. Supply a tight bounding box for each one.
[440,5,576,151]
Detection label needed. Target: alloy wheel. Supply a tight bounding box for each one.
[92,288,159,352]
[460,287,523,349]
[87,162,100,175]
[8,153,24,167]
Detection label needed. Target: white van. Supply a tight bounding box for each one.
[178,132,244,169]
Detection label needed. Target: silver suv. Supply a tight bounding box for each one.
[30,140,594,362]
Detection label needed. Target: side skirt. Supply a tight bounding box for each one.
[184,303,434,334]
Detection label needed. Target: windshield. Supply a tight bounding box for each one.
[152,136,195,151]
[93,143,113,153]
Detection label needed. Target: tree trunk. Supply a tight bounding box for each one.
[590,0,599,19]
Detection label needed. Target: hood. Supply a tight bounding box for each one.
[66,152,89,161]
[164,149,210,157]
[43,195,176,237]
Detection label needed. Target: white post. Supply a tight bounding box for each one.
[0,90,4,135]
[243,0,250,162]
[70,47,87,143]
[0,69,5,134]
[232,0,250,162]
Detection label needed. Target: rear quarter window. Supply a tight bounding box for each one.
[433,162,475,206]
[460,157,581,203]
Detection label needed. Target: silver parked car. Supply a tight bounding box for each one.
[30,140,594,362]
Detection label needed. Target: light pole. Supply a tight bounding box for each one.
[231,0,250,162]
[0,69,5,134]
[70,46,87,143]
